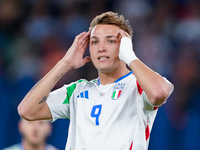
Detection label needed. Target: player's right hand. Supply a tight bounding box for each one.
[61,31,91,69]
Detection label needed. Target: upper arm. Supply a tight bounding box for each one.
[45,85,71,122]
[19,103,52,121]
[142,92,161,113]
[141,78,174,113]
[36,103,53,120]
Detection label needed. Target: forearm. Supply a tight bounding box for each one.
[18,60,71,120]
[118,34,172,106]
[18,31,91,120]
[129,59,171,106]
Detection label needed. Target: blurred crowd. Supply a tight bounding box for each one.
[0,0,200,149]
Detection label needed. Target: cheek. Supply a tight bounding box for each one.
[89,46,97,61]
[89,45,94,55]
[111,45,120,56]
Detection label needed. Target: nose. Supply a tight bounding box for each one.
[98,42,106,53]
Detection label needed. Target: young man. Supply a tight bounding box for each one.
[3,118,58,150]
[18,12,174,150]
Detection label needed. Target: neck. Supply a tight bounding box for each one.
[98,67,130,85]
[22,140,46,150]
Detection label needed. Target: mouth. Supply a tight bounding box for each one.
[98,56,109,60]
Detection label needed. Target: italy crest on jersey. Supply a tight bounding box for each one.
[112,83,125,100]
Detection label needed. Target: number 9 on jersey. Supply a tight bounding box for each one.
[90,105,102,125]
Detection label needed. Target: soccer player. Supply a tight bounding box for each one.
[18,11,174,150]
[3,118,58,150]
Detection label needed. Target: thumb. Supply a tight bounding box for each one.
[83,56,91,64]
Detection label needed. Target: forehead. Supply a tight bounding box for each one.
[90,24,120,38]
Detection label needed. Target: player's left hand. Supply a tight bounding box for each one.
[118,30,138,65]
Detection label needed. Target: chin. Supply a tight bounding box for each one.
[98,67,114,74]
[95,62,119,74]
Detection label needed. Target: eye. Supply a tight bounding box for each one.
[91,40,98,44]
[108,40,115,43]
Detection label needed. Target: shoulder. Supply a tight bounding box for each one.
[76,78,97,85]
[46,144,60,150]
[65,78,97,89]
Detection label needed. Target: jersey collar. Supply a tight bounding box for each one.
[97,71,133,85]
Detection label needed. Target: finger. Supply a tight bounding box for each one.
[85,30,91,37]
[76,31,87,40]
[74,31,88,44]
[80,31,90,41]
[125,32,131,39]
[116,31,122,40]
[80,34,90,49]
[80,40,89,53]
[119,29,131,40]
[119,29,126,37]
[76,31,90,46]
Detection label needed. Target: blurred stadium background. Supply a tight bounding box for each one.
[0,0,200,149]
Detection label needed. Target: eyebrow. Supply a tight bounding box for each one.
[107,35,117,38]
[90,35,118,39]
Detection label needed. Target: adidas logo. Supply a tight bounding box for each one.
[77,90,89,99]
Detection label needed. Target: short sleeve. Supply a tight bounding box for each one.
[46,85,70,122]
[141,77,174,114]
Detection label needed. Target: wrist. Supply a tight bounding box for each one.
[56,60,73,73]
[119,37,138,66]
